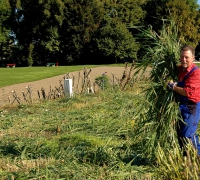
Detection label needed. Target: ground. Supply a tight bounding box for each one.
[0,66,150,107]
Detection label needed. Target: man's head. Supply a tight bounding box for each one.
[180,45,195,69]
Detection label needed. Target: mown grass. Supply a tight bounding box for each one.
[0,65,102,88]
[1,63,199,88]
[1,81,200,179]
[0,63,136,88]
[0,81,155,179]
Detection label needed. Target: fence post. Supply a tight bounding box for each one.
[64,79,73,97]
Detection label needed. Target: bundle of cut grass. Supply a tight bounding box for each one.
[132,21,182,162]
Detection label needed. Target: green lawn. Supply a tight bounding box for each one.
[0,65,102,88]
[0,63,131,88]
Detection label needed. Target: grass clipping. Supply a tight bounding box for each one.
[134,21,182,161]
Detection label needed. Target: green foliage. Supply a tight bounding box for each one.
[165,0,200,47]
[0,0,12,66]
[0,0,11,42]
[102,0,147,25]
[156,142,200,179]
[27,43,34,66]
[143,0,170,31]
[2,0,200,66]
[144,0,200,47]
[92,17,139,63]
[132,21,182,162]
[91,0,147,63]
[60,0,104,63]
[95,74,109,90]
[4,0,148,65]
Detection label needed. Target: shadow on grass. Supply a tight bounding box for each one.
[0,143,20,156]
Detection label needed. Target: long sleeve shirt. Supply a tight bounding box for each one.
[178,63,200,102]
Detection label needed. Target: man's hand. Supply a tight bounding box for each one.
[168,81,177,90]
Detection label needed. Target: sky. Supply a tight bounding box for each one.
[198,0,200,5]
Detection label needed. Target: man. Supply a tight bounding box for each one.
[168,45,200,156]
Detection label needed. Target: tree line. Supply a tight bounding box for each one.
[0,0,200,66]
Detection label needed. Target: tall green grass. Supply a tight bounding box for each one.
[128,20,200,179]
[156,142,200,179]
[132,20,183,162]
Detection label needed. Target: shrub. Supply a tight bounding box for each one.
[95,75,109,90]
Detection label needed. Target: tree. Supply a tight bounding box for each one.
[102,0,147,26]
[143,0,167,31]
[86,0,146,64]
[144,0,200,47]
[8,0,43,66]
[6,0,146,65]
[9,0,104,65]
[0,0,12,66]
[91,17,139,63]
[166,0,200,47]
[59,0,104,64]
[27,43,34,66]
[195,8,200,56]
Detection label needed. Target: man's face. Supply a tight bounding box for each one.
[180,50,194,69]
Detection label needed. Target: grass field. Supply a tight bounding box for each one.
[0,64,130,88]
[0,65,102,88]
[0,76,200,179]
[1,63,200,179]
[1,63,199,88]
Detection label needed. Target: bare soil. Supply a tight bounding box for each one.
[0,66,150,107]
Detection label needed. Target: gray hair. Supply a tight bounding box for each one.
[180,45,195,56]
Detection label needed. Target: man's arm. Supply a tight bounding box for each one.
[173,85,187,96]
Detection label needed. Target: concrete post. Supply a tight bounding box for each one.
[64,79,73,97]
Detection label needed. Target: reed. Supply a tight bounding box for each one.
[133,20,182,161]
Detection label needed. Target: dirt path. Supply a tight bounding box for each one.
[0,66,150,107]
[0,66,125,107]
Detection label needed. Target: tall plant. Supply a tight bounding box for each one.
[133,20,182,162]
[27,43,34,66]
